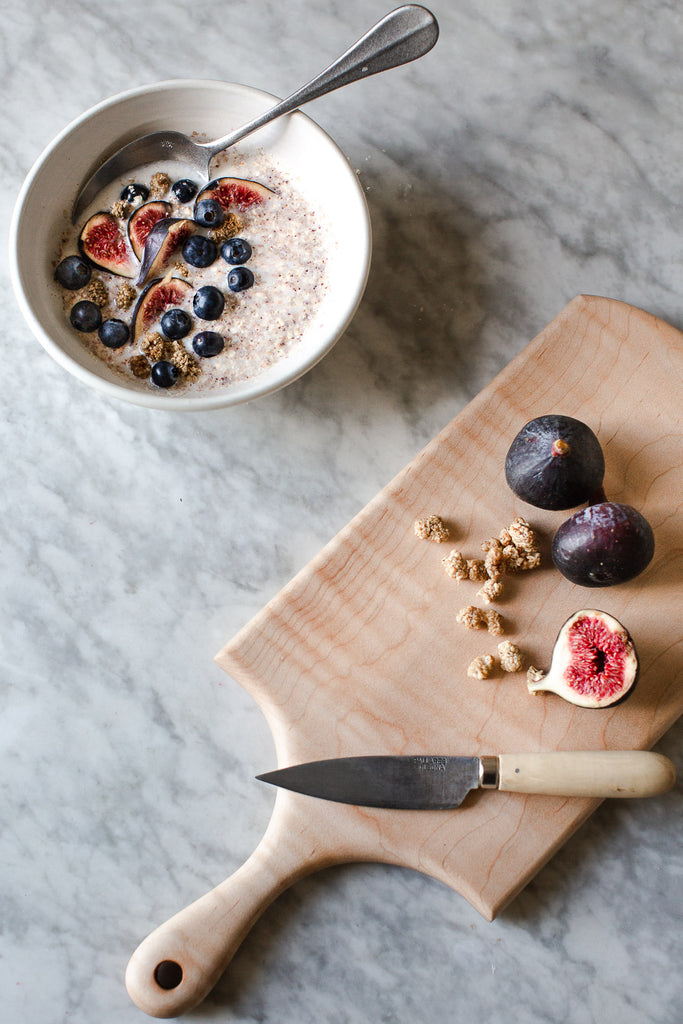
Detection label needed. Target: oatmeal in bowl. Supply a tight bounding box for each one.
[10,80,371,410]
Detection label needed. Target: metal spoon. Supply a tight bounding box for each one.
[71,5,438,222]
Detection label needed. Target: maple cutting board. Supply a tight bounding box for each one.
[126,296,682,1017]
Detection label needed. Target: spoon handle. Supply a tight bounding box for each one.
[204,4,438,158]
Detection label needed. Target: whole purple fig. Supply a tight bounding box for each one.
[551,502,655,587]
[505,414,605,510]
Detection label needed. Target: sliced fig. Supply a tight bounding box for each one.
[194,176,274,213]
[527,608,638,708]
[79,212,138,278]
[552,502,655,587]
[131,274,193,344]
[128,201,172,260]
[505,415,605,510]
[137,218,195,286]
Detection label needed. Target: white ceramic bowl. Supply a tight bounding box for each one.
[9,80,371,411]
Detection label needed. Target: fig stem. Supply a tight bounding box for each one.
[551,438,571,457]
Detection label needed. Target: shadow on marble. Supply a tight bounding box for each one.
[196,861,429,1019]
[281,167,517,420]
[505,718,683,926]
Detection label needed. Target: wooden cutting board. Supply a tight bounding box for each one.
[126,296,682,1017]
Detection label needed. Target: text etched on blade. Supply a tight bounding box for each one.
[415,756,448,771]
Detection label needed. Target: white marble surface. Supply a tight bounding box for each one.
[3,1,682,1021]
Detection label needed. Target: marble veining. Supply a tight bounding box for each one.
[2,1,681,1022]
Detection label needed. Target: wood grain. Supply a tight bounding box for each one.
[125,295,683,1017]
[216,295,682,918]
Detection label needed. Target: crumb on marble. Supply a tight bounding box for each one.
[414,514,450,543]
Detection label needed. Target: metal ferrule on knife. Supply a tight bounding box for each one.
[478,755,499,789]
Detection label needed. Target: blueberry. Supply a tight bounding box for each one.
[182,234,217,268]
[227,266,254,292]
[193,285,224,320]
[98,318,130,349]
[221,237,252,265]
[160,308,192,340]
[70,300,102,332]
[194,198,224,228]
[55,254,91,290]
[151,360,180,388]
[120,182,149,203]
[171,178,198,203]
[192,331,225,358]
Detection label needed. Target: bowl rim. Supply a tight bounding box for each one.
[9,78,372,411]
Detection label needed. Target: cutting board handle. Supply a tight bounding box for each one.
[125,811,311,1018]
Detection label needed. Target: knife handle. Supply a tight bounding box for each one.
[496,751,676,798]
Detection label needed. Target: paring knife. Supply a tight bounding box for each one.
[257,751,676,809]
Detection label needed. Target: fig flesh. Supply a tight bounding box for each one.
[505,415,605,510]
[79,212,138,278]
[131,275,193,343]
[194,176,274,213]
[137,218,195,285]
[128,201,172,260]
[527,608,638,708]
[552,502,654,587]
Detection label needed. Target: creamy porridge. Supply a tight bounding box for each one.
[54,152,332,392]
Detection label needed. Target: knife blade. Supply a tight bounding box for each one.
[256,751,675,809]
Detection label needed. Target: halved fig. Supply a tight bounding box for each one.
[131,274,193,343]
[194,176,274,213]
[79,212,138,278]
[128,201,172,260]
[137,218,195,285]
[527,608,638,708]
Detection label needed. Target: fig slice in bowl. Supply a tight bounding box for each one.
[132,275,193,344]
[128,201,172,260]
[137,218,195,286]
[195,176,274,212]
[79,211,138,278]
